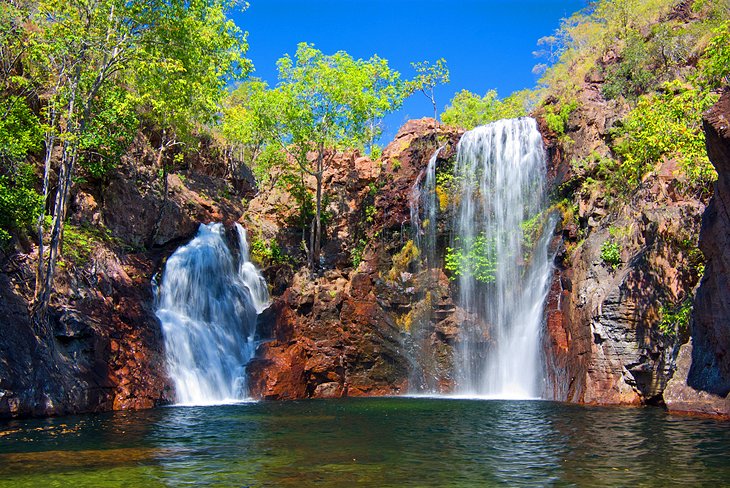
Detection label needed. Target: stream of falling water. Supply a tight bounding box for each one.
[452,117,554,399]
[155,223,269,405]
[408,148,441,392]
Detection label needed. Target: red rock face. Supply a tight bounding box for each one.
[245,119,463,401]
[0,132,248,419]
[665,91,730,416]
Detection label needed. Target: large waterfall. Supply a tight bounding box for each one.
[155,223,269,405]
[452,118,554,399]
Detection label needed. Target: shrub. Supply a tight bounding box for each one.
[250,237,284,266]
[441,89,529,130]
[0,163,43,245]
[698,21,730,89]
[611,82,718,193]
[658,299,692,336]
[600,239,621,269]
[601,30,654,100]
[543,99,578,136]
[351,238,367,268]
[445,233,497,283]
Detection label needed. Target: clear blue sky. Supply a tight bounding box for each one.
[231,0,586,144]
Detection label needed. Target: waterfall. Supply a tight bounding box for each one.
[155,222,270,405]
[408,148,441,392]
[452,117,554,399]
[411,148,440,271]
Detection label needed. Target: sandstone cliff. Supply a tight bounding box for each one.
[538,83,707,407]
[664,90,730,417]
[0,132,248,418]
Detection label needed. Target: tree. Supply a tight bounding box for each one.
[408,58,449,119]
[221,79,284,187]
[30,0,147,329]
[250,43,408,271]
[133,0,250,246]
[28,0,250,329]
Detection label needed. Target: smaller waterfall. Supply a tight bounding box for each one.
[411,148,440,271]
[156,223,270,405]
[407,148,442,392]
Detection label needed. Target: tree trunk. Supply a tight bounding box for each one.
[32,74,80,331]
[311,146,324,271]
[148,129,170,248]
[33,109,56,305]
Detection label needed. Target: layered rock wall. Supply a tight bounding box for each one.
[664,91,730,416]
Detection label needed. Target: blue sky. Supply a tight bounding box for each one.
[231,0,586,144]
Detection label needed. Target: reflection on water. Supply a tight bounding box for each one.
[0,399,728,487]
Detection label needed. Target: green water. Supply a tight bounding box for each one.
[0,398,728,487]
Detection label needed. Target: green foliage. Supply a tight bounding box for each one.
[611,82,718,192]
[239,43,409,267]
[0,163,43,245]
[391,158,402,171]
[78,87,138,179]
[249,237,284,267]
[407,58,449,118]
[369,145,383,160]
[520,212,546,251]
[365,204,377,224]
[435,159,457,211]
[351,238,367,268]
[535,0,687,106]
[658,299,692,337]
[697,21,730,89]
[221,79,285,186]
[441,89,529,130]
[600,239,621,269]
[272,43,409,152]
[0,96,42,165]
[601,31,653,100]
[543,99,578,136]
[134,0,250,137]
[445,233,497,284]
[61,222,119,265]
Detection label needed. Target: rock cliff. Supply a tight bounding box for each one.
[0,132,248,418]
[664,90,730,417]
[247,119,464,398]
[539,83,706,406]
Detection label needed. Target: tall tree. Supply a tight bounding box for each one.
[133,0,250,246]
[250,43,408,271]
[29,0,250,329]
[408,58,449,119]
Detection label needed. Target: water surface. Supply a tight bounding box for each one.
[1,398,728,487]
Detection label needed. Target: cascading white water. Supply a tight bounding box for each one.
[155,222,270,405]
[407,148,442,392]
[452,117,554,399]
[411,148,440,270]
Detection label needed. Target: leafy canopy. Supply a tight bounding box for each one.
[270,42,408,153]
[441,89,530,130]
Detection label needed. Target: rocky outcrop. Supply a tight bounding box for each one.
[0,132,247,418]
[540,83,705,406]
[664,90,730,417]
[247,119,464,399]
